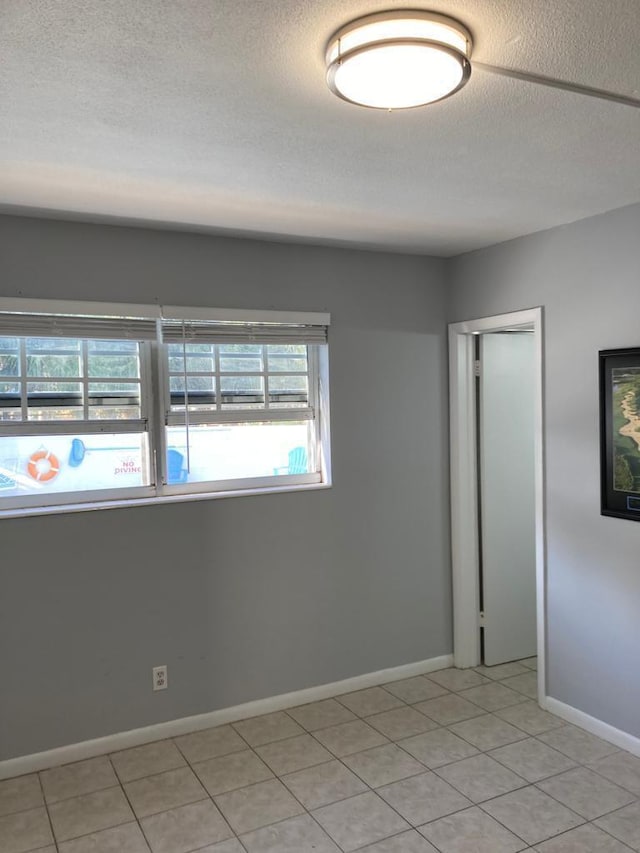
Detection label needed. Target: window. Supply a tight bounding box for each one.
[0,300,330,513]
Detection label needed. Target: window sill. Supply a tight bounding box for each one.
[0,481,332,521]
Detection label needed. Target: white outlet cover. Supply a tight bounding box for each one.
[153,665,168,691]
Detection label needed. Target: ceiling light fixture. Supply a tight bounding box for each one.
[325,10,472,109]
[325,9,640,111]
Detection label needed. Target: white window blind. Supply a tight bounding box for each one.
[0,312,158,341]
[161,320,327,345]
[161,306,328,345]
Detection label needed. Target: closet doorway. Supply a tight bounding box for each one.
[448,308,545,699]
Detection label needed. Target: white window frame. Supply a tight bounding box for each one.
[0,298,331,517]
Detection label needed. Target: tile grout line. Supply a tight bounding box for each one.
[350,826,440,852]
[37,782,122,809]
[104,753,153,853]
[47,819,147,852]
[35,770,59,853]
[531,820,637,852]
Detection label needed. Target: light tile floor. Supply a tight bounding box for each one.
[3,657,640,852]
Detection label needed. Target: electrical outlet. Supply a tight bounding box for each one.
[153,665,168,691]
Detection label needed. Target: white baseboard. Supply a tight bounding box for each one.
[543,696,640,758]
[0,654,453,780]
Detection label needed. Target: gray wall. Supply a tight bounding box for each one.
[0,215,451,760]
[448,202,640,738]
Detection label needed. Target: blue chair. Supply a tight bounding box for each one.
[167,449,188,484]
[274,446,307,475]
[68,438,86,467]
[0,471,16,490]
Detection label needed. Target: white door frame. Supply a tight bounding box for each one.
[449,307,546,704]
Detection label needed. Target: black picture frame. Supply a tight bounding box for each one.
[600,347,640,521]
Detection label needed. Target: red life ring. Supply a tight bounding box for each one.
[27,450,60,482]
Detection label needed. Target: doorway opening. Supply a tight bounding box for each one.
[448,308,545,703]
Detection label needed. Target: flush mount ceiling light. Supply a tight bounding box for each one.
[325,8,640,111]
[326,10,472,109]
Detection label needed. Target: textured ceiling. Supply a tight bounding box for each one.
[1,0,639,255]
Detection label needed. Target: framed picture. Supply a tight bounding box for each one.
[600,347,640,521]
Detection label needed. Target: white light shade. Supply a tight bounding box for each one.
[326,10,472,109]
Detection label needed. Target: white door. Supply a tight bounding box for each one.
[480,332,537,665]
